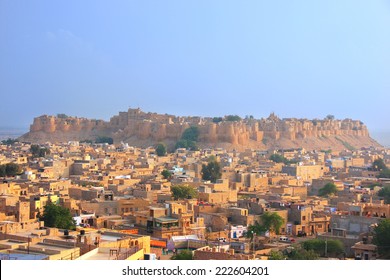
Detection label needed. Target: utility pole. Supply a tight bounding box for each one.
[325,239,328,258]
[251,232,256,253]
[218,231,221,250]
[27,236,30,254]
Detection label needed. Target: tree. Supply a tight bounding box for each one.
[225,115,242,122]
[268,251,285,260]
[155,143,167,156]
[379,169,390,179]
[95,136,113,145]
[1,138,17,145]
[325,114,335,120]
[170,250,193,260]
[302,239,344,257]
[378,186,390,204]
[246,212,284,240]
[287,248,320,260]
[5,163,22,176]
[171,185,198,200]
[30,144,50,158]
[175,139,199,151]
[201,158,222,183]
[38,202,76,230]
[269,154,288,164]
[161,169,172,180]
[175,126,200,151]
[372,158,388,172]
[373,219,390,259]
[318,183,338,197]
[181,126,199,142]
[30,144,40,157]
[246,221,266,240]
[260,212,284,235]
[212,117,223,123]
[0,163,22,177]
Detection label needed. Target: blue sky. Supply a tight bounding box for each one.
[1,1,389,141]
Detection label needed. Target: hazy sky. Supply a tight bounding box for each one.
[1,1,389,135]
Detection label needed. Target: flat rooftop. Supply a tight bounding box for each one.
[0,253,47,260]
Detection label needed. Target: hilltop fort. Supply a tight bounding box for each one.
[19,108,380,151]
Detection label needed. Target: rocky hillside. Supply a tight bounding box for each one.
[19,108,382,151]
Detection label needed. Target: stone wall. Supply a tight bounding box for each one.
[21,108,377,150]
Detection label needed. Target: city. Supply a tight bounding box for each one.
[0,109,389,261]
[1,2,389,279]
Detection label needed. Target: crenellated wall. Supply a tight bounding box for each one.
[22,108,376,149]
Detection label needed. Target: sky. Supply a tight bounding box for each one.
[0,1,389,144]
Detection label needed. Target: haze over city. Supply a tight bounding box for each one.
[0,1,389,146]
[2,2,390,273]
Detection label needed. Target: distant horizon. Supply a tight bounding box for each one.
[1,109,389,148]
[1,1,389,145]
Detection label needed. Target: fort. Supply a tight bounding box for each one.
[20,108,380,151]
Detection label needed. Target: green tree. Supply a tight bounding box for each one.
[155,143,167,156]
[287,248,320,260]
[1,138,17,145]
[268,251,286,260]
[318,183,338,197]
[302,239,344,257]
[30,144,40,157]
[372,158,388,172]
[30,144,50,158]
[0,163,22,177]
[325,114,335,120]
[181,126,199,142]
[171,185,198,200]
[260,212,284,235]
[175,139,199,151]
[269,154,288,164]
[246,221,266,240]
[225,115,242,122]
[170,250,193,260]
[175,126,200,151]
[246,212,284,240]
[175,139,188,149]
[379,169,390,179]
[373,219,390,259]
[38,202,76,230]
[5,163,22,176]
[201,158,222,183]
[95,136,113,144]
[378,186,390,204]
[161,169,172,180]
[186,140,199,151]
[212,117,223,123]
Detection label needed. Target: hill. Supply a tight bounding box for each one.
[19,108,381,151]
